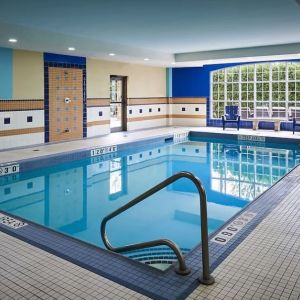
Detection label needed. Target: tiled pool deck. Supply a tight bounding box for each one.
[1,126,300,299]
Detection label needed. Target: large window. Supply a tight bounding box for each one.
[211,62,300,119]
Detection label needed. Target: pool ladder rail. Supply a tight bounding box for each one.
[100,171,215,285]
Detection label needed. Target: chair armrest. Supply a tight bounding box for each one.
[223,114,230,120]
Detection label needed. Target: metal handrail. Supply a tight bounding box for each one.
[100,171,215,284]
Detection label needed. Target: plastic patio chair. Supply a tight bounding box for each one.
[222,106,241,130]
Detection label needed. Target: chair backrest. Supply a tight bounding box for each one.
[225,105,239,120]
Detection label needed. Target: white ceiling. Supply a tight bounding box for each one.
[1,0,300,66]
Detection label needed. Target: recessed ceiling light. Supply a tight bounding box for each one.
[68,47,75,51]
[8,38,17,43]
[109,53,116,56]
[171,62,176,65]
[144,58,150,61]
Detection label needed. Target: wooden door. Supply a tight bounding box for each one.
[49,67,83,142]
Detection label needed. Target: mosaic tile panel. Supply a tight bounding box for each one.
[48,67,84,142]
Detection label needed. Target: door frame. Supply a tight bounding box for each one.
[110,75,127,132]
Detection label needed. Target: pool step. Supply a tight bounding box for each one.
[123,246,190,267]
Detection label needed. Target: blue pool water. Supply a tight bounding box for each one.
[0,137,299,269]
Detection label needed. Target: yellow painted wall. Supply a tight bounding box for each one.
[87,59,166,98]
[11,51,166,100]
[13,50,44,99]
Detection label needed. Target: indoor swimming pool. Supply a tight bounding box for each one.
[1,136,299,271]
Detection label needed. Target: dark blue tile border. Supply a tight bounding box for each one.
[44,53,86,65]
[1,134,300,299]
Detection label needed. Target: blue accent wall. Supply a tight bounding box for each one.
[172,58,300,97]
[0,47,13,99]
[172,58,300,131]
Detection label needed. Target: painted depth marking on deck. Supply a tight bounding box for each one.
[212,211,257,245]
[174,132,189,143]
[90,145,117,157]
[0,213,27,229]
[238,135,266,142]
[0,163,19,176]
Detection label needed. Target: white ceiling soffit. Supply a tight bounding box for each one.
[175,43,300,63]
[0,0,300,66]
[172,54,300,68]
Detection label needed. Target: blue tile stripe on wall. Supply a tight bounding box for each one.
[0,47,13,99]
[172,58,300,132]
[43,53,87,142]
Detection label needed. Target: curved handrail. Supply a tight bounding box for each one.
[100,171,215,283]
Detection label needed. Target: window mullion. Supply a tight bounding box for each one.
[254,64,257,118]
[210,71,214,119]
[285,63,289,119]
[269,64,272,117]
[224,69,227,116]
[239,66,242,117]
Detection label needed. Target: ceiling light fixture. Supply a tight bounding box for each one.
[144,58,150,61]
[109,53,116,56]
[68,47,75,51]
[171,62,176,65]
[8,38,17,43]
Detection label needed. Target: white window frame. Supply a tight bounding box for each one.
[210,62,300,120]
